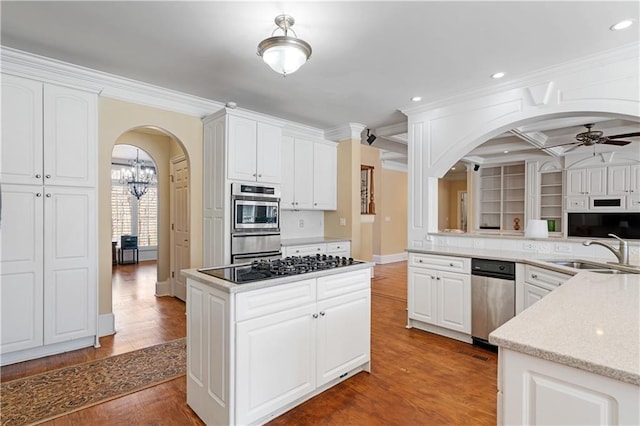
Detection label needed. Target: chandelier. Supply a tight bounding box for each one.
[120,149,155,200]
[257,14,312,76]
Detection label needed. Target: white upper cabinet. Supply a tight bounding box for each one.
[312,141,337,210]
[566,167,606,197]
[281,136,337,211]
[227,115,282,184]
[608,164,640,195]
[2,74,44,186]
[1,74,97,187]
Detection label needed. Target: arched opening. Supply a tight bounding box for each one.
[108,125,190,337]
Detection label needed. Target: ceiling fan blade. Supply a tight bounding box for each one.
[563,143,585,153]
[602,139,631,146]
[606,132,640,139]
[540,142,580,149]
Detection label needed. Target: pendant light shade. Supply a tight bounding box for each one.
[257,15,312,76]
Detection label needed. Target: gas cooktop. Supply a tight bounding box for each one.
[198,255,362,284]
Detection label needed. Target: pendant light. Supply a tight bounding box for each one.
[257,15,312,76]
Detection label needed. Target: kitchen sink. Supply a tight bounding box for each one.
[589,269,629,274]
[544,260,605,269]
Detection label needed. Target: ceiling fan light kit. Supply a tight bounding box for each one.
[257,14,312,76]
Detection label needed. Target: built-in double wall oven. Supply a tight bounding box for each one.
[231,183,282,264]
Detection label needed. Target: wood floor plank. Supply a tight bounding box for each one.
[1,261,497,425]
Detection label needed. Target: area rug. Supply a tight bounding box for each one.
[1,337,186,426]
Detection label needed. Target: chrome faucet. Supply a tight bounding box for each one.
[583,233,629,265]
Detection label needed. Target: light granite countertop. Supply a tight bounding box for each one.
[407,245,640,385]
[490,271,640,386]
[281,236,350,247]
[181,260,373,294]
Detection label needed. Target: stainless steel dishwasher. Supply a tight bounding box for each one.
[471,258,515,347]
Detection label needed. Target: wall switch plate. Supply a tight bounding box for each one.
[339,217,346,226]
[298,219,304,228]
[522,242,539,251]
[384,216,391,222]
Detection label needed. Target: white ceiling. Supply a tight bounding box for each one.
[2,1,639,162]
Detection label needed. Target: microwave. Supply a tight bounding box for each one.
[589,196,626,210]
[568,212,640,239]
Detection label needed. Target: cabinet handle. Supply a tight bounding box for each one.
[313,313,318,319]
[45,193,52,198]
[436,277,441,280]
[36,192,42,197]
[430,275,435,279]
[320,311,326,316]
[35,174,42,179]
[449,263,454,267]
[531,274,538,279]
[45,174,51,179]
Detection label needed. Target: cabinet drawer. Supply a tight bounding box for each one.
[409,253,470,274]
[566,196,588,210]
[326,241,350,254]
[285,244,325,257]
[317,269,371,301]
[236,279,316,322]
[524,265,571,291]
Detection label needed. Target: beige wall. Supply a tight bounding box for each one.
[379,168,407,255]
[99,97,203,315]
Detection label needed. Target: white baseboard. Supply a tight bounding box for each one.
[156,279,172,297]
[98,313,115,337]
[372,252,408,264]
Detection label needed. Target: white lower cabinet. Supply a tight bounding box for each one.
[407,253,471,341]
[186,267,371,425]
[499,348,639,425]
[523,265,572,309]
[1,184,96,359]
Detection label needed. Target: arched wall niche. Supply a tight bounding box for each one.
[405,47,640,247]
[98,97,204,335]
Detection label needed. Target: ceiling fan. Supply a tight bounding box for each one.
[541,123,640,152]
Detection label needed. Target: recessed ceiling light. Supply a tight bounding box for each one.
[491,72,505,79]
[610,19,633,31]
[411,96,422,102]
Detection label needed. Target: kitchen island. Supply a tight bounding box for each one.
[181,259,373,426]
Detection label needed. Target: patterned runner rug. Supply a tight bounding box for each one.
[1,338,186,426]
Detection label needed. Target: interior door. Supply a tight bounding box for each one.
[171,157,190,301]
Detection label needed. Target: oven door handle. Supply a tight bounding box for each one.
[232,232,281,238]
[232,251,282,259]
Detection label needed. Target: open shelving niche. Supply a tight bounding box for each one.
[478,163,525,232]
[539,170,563,234]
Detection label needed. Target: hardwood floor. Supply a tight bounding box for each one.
[1,261,497,425]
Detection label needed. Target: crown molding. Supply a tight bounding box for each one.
[324,123,366,142]
[1,46,225,117]
[401,41,640,117]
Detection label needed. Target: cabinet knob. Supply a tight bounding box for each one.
[36,192,42,197]
[258,174,262,177]
[449,263,454,267]
[295,202,299,205]
[35,174,42,179]
[291,202,295,206]
[317,248,321,251]
[45,193,52,198]
[418,259,423,263]
[320,311,326,316]
[531,274,538,279]
[252,173,256,177]
[45,174,51,179]
[436,277,441,280]
[313,313,318,319]
[430,275,435,279]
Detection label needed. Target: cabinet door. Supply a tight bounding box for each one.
[312,141,337,210]
[437,271,471,334]
[565,169,585,196]
[227,115,257,182]
[281,136,296,210]
[255,122,282,184]
[585,167,606,195]
[43,186,96,344]
[43,84,96,187]
[236,303,316,425]
[1,74,43,185]
[630,164,640,194]
[408,267,437,324]
[0,185,44,353]
[607,165,629,195]
[293,138,314,209]
[316,289,370,387]
[523,283,550,309]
